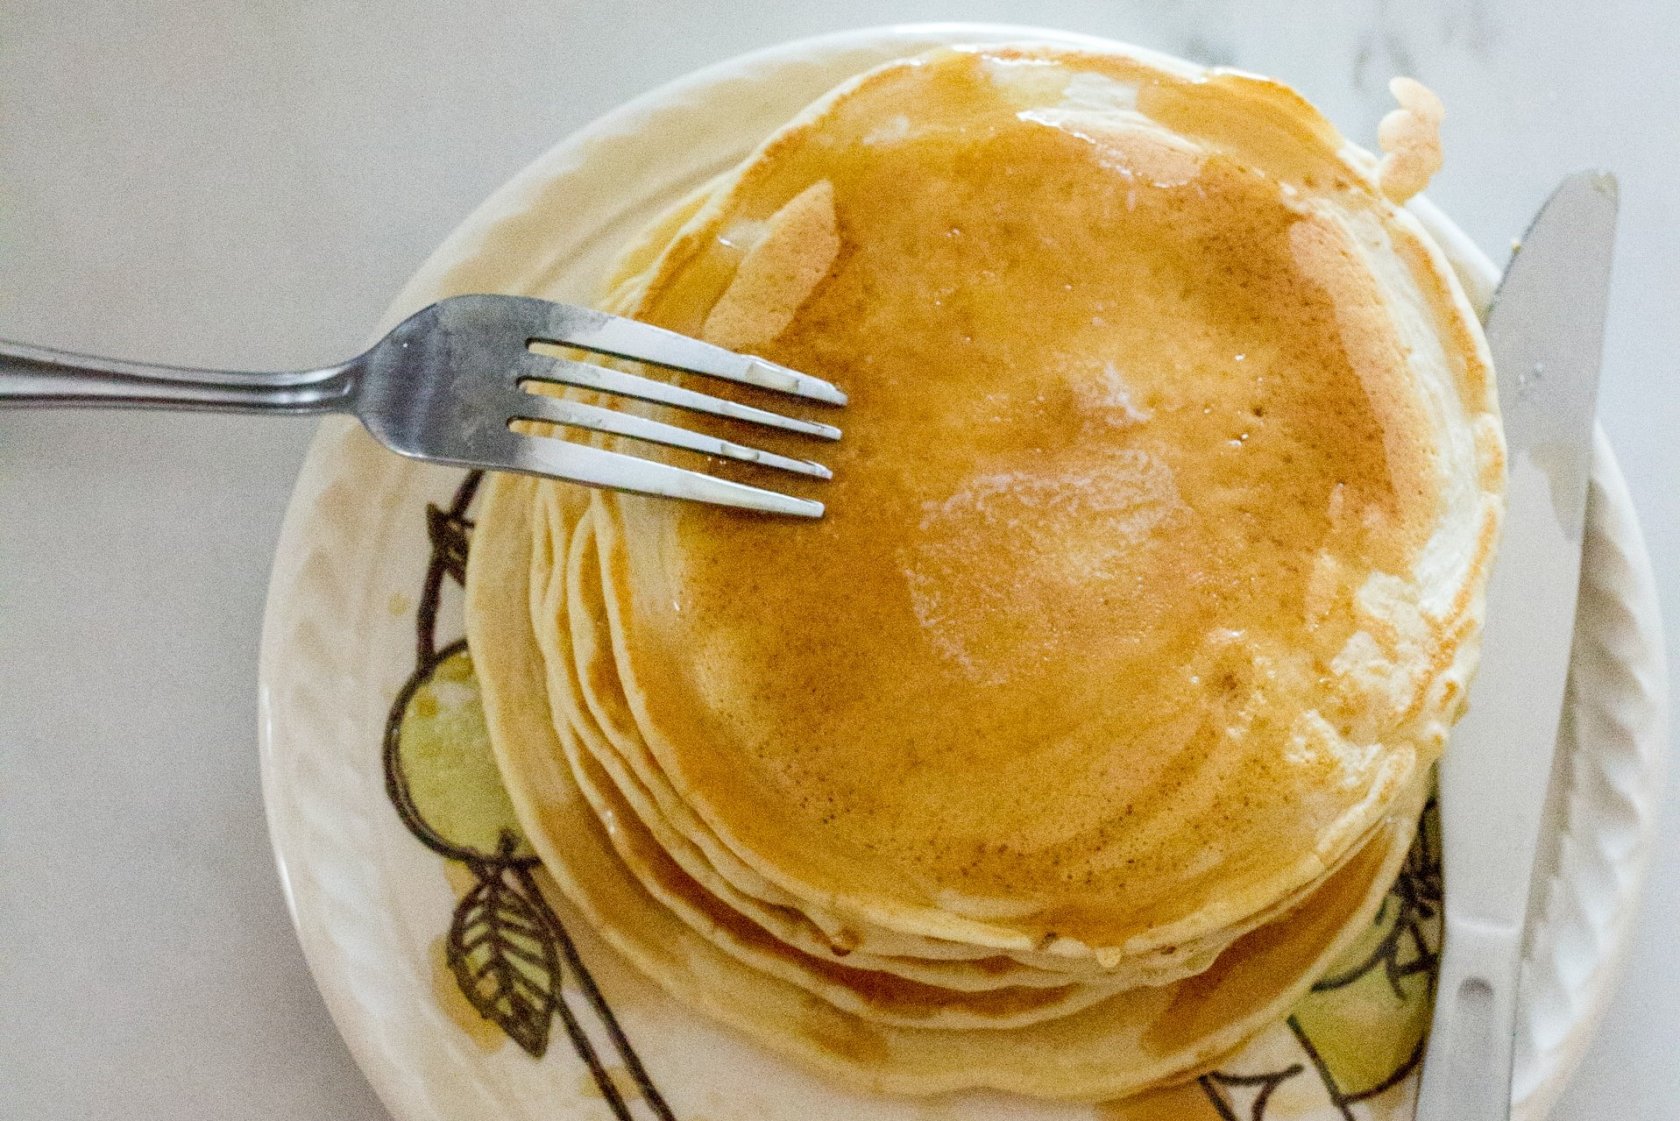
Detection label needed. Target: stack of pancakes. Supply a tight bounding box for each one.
[465,44,1503,1101]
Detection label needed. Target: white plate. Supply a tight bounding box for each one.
[258,24,1668,1121]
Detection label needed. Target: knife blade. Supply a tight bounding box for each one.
[1415,170,1619,1121]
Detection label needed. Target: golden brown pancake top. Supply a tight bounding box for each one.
[595,48,1490,948]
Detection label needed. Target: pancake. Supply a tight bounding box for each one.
[531,188,1257,987]
[468,469,1432,1097]
[566,239,1150,980]
[541,205,1314,988]
[545,469,1379,992]
[582,45,1501,963]
[463,37,1504,1101]
[540,491,1144,1005]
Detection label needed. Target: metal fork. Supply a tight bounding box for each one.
[0,294,844,518]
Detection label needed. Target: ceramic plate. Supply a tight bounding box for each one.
[258,24,1668,1121]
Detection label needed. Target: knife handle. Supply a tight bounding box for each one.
[1415,913,1522,1120]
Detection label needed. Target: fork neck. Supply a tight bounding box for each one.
[0,339,361,414]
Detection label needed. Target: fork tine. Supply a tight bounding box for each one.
[517,352,841,441]
[526,302,848,406]
[506,429,823,518]
[510,392,832,479]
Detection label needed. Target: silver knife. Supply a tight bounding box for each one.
[1415,170,1619,1121]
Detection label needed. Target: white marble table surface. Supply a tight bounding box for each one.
[1,2,1674,1117]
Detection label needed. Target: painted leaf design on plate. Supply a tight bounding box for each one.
[1203,1066,1307,1121]
[1287,795,1442,1106]
[427,503,474,585]
[448,847,563,1057]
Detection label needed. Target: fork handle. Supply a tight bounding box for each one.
[0,339,357,413]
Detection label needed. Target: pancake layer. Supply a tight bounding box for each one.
[470,471,1432,1098]
[596,47,1499,958]
[464,40,1503,1100]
